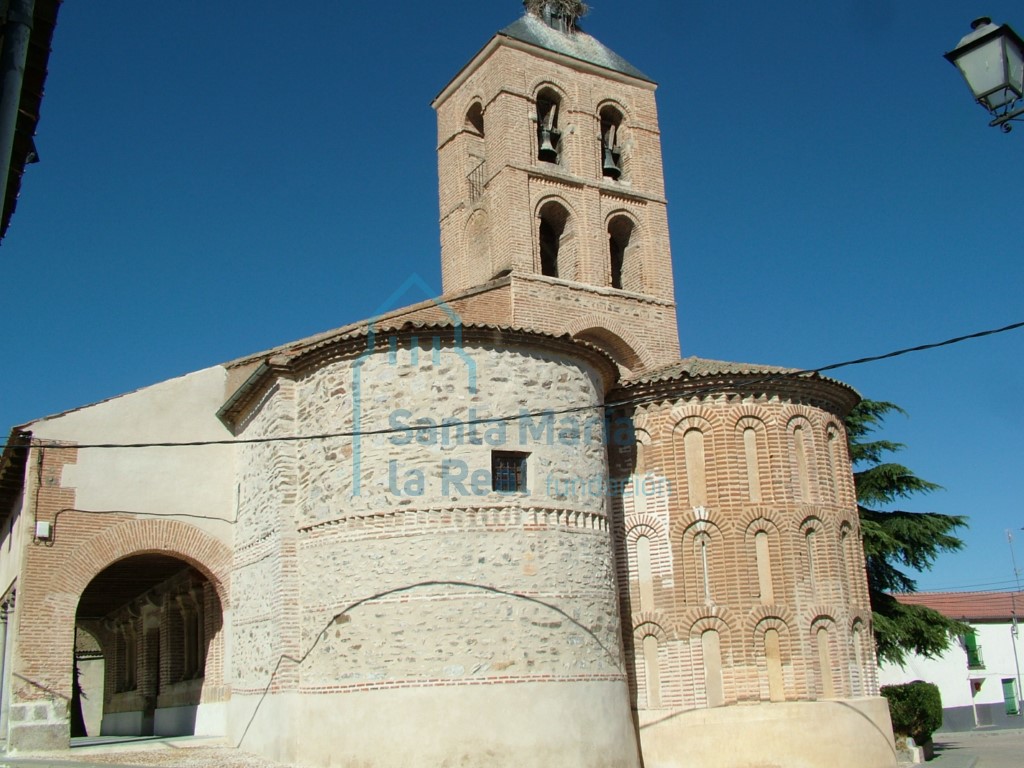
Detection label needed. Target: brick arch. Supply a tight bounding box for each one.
[670,509,727,540]
[800,512,832,537]
[729,403,774,429]
[54,519,232,614]
[533,194,579,280]
[746,606,796,636]
[632,406,654,436]
[809,612,838,633]
[529,78,569,103]
[738,508,782,534]
[687,612,733,638]
[667,406,725,435]
[625,516,667,544]
[595,97,633,123]
[566,314,654,373]
[632,614,674,642]
[837,514,857,533]
[779,404,822,427]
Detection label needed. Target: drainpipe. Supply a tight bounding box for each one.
[0,599,9,738]
[0,0,36,230]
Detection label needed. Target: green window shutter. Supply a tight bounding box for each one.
[1002,678,1019,716]
[964,632,984,669]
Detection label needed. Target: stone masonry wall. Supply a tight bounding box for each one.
[232,331,629,706]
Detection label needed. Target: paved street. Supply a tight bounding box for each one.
[0,728,1015,768]
[925,728,1024,768]
[0,737,291,768]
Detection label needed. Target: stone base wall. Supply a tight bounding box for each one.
[231,681,640,768]
[637,698,898,768]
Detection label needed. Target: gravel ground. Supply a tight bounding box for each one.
[63,747,295,767]
[4,743,297,768]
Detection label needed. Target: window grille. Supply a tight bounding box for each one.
[468,159,486,202]
[492,451,528,493]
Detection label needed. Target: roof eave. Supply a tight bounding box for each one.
[433,29,656,111]
[1,0,62,243]
[0,428,32,520]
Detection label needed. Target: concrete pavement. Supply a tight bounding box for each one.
[0,729,1015,768]
[926,727,1024,768]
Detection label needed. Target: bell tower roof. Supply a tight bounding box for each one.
[498,11,652,83]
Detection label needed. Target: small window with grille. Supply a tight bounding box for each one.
[492,451,529,493]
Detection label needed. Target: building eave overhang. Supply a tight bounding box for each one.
[611,357,860,416]
[1,0,62,243]
[433,28,656,110]
[0,428,32,521]
[218,321,620,431]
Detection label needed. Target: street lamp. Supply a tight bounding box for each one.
[945,17,1024,132]
[1008,530,1024,714]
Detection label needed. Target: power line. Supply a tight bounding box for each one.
[2,318,1022,452]
[914,577,1021,592]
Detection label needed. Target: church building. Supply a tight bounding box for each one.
[0,4,898,767]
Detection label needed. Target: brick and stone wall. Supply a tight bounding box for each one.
[229,326,641,767]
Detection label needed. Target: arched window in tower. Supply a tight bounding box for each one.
[683,428,708,508]
[851,621,866,696]
[792,422,812,501]
[754,530,775,604]
[465,101,484,137]
[702,629,725,707]
[764,628,785,702]
[694,531,713,604]
[839,521,859,603]
[642,633,662,708]
[600,105,624,180]
[463,102,487,204]
[805,525,820,599]
[538,201,571,278]
[816,625,836,699]
[536,89,562,164]
[826,425,842,502]
[635,534,655,613]
[608,215,638,291]
[742,425,763,502]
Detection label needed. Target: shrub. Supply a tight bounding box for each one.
[882,680,943,744]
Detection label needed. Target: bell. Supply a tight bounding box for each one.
[602,146,622,179]
[538,128,559,163]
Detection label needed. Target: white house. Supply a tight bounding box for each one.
[878,591,1024,731]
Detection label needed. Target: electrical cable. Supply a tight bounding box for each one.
[1,319,1021,453]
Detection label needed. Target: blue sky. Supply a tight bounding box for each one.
[1,1,1022,593]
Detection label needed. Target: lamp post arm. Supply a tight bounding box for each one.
[990,104,1024,132]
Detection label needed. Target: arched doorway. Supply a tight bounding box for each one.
[74,554,222,739]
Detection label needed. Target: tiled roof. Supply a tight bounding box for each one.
[894,591,1024,622]
[498,14,652,82]
[628,355,801,385]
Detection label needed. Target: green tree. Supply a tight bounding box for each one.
[846,399,968,664]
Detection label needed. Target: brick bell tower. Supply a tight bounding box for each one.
[432,1,681,373]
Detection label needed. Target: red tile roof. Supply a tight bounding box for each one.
[895,591,1024,622]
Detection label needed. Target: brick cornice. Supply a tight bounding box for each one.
[611,371,859,418]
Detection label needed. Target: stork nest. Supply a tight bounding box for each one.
[525,0,590,23]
